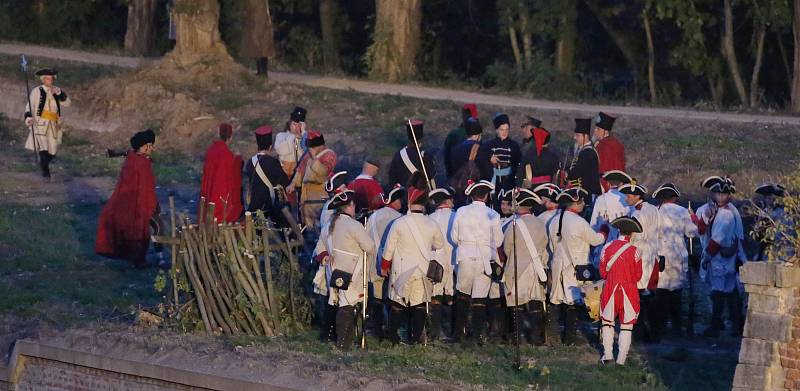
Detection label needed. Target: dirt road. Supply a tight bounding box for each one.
[2,42,799,125]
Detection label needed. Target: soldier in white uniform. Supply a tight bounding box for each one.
[533,183,560,224]
[619,182,662,342]
[365,184,405,339]
[312,171,349,342]
[590,170,632,264]
[428,187,458,340]
[381,183,444,344]
[451,180,504,343]
[313,189,375,349]
[547,187,608,345]
[490,189,514,339]
[273,106,307,177]
[652,183,699,337]
[503,189,549,345]
[696,179,743,337]
[24,68,71,179]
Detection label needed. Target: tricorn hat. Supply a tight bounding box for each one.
[652,183,680,200]
[611,215,643,234]
[35,68,58,77]
[619,183,648,197]
[429,187,455,205]
[533,183,560,201]
[465,179,494,196]
[516,188,541,208]
[556,187,588,204]
[755,183,788,197]
[325,171,349,194]
[381,184,406,205]
[602,170,632,185]
[328,188,354,210]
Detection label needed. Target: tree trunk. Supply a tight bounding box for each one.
[508,16,523,73]
[521,13,533,70]
[239,0,275,59]
[721,0,749,107]
[583,0,641,68]
[642,8,657,104]
[124,0,158,56]
[777,30,792,84]
[750,23,766,108]
[320,0,340,72]
[555,0,577,75]
[709,75,725,109]
[367,0,422,82]
[170,0,230,64]
[791,0,800,112]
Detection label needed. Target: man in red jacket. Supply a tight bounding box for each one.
[200,123,244,223]
[95,129,162,268]
[348,157,384,213]
[593,112,625,190]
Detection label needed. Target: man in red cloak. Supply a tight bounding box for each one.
[348,157,384,213]
[593,112,625,190]
[200,123,243,223]
[95,129,161,268]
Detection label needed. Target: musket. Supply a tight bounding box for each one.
[19,55,40,163]
[511,187,521,370]
[407,119,433,191]
[361,213,369,349]
[687,200,696,337]
[107,148,128,158]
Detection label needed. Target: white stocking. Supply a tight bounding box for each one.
[601,325,614,361]
[617,328,632,365]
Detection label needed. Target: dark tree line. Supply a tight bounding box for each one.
[3,0,800,111]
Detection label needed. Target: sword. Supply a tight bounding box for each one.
[361,213,369,349]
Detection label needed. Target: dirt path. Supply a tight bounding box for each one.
[2,42,800,125]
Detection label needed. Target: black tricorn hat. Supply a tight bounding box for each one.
[652,183,680,199]
[130,129,156,150]
[290,106,307,122]
[574,118,592,135]
[595,112,616,131]
[381,184,406,205]
[325,171,349,194]
[755,183,788,197]
[619,183,648,197]
[429,187,454,205]
[611,215,643,234]
[465,179,494,195]
[498,188,513,202]
[35,68,58,76]
[701,175,725,189]
[328,189,354,210]
[556,187,588,204]
[602,170,632,185]
[516,188,541,207]
[533,183,560,200]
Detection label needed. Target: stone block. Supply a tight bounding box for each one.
[745,284,793,298]
[739,338,780,366]
[776,265,800,288]
[741,262,776,286]
[749,293,788,314]
[734,364,768,390]
[743,311,792,342]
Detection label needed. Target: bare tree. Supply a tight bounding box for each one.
[124,0,158,56]
[170,0,230,64]
[792,0,800,111]
[721,0,749,107]
[320,0,341,72]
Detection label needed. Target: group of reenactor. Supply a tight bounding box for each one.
[26,68,789,365]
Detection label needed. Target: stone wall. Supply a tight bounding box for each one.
[734,262,800,391]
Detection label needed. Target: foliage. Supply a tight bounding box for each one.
[746,166,800,265]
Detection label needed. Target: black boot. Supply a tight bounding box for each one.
[471,298,488,345]
[39,151,52,179]
[527,301,546,346]
[410,304,427,344]
[703,291,725,337]
[669,289,683,337]
[545,304,562,346]
[727,290,744,337]
[452,292,470,342]
[320,303,338,342]
[429,296,443,340]
[369,298,385,339]
[256,57,269,77]
[335,305,356,349]
[488,297,505,341]
[387,302,408,345]
[563,305,578,345]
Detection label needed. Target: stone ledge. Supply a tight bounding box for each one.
[741,262,777,286]
[745,284,793,297]
[739,338,780,366]
[4,340,297,391]
[733,363,786,391]
[776,264,800,288]
[743,312,793,342]
[749,293,788,313]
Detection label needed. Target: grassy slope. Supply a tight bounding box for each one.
[0,55,753,390]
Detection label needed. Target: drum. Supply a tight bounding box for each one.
[580,280,605,321]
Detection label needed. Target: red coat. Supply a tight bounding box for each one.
[349,175,384,212]
[95,152,158,266]
[599,237,642,325]
[596,135,625,189]
[200,140,243,223]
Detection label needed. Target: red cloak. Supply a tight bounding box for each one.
[95,152,158,266]
[349,175,384,212]
[596,135,626,191]
[200,140,243,223]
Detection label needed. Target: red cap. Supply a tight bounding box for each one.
[463,103,478,119]
[219,123,233,139]
[254,125,272,136]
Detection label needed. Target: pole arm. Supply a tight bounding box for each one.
[407,119,431,191]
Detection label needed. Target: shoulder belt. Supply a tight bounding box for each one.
[251,155,275,202]
[605,243,632,272]
[399,147,419,174]
[514,217,547,282]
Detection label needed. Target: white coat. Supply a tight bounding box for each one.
[656,202,699,291]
